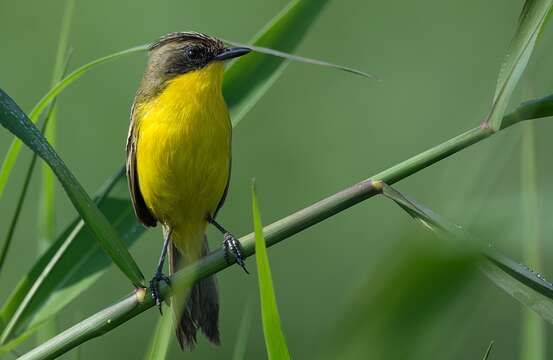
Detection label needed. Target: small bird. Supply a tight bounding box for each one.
[126,32,250,349]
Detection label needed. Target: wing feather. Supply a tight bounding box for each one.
[126,100,157,227]
[213,116,232,218]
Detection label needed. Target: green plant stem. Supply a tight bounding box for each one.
[520,122,545,360]
[18,105,551,360]
[39,0,75,256]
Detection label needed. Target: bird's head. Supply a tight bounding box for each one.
[139,32,250,98]
[149,32,250,75]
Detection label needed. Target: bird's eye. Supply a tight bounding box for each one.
[186,46,203,60]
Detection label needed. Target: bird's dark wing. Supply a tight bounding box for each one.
[126,100,157,227]
[213,157,231,218]
[213,123,232,218]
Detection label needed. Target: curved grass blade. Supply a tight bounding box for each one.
[144,312,173,360]
[35,1,75,343]
[223,0,331,126]
[252,184,290,360]
[0,44,148,201]
[0,154,37,274]
[0,170,141,344]
[224,40,376,80]
[0,102,57,274]
[379,183,553,323]
[485,0,552,130]
[0,48,72,275]
[39,0,75,255]
[0,90,144,288]
[0,197,143,345]
[501,93,553,128]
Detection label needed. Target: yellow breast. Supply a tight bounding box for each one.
[135,62,230,252]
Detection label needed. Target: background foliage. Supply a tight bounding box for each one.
[1,0,553,359]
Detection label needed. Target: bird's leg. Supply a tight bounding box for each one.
[207,215,249,274]
[150,228,172,314]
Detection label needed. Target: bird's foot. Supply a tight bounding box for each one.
[223,232,249,274]
[149,272,171,314]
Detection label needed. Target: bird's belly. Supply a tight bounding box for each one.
[136,106,230,233]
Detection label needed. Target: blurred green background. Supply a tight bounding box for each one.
[1,0,553,358]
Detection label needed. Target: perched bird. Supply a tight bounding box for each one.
[126,31,250,349]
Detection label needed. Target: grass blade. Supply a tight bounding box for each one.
[0,90,144,287]
[224,40,376,80]
[0,170,144,345]
[144,312,172,360]
[223,0,331,126]
[0,44,148,201]
[39,0,75,255]
[252,183,290,360]
[378,182,553,323]
[0,152,38,274]
[482,341,494,360]
[37,2,75,342]
[485,0,552,130]
[520,122,545,360]
[0,102,57,275]
[0,47,72,275]
[232,297,253,360]
[501,92,553,128]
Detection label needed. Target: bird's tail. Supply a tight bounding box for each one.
[168,236,220,349]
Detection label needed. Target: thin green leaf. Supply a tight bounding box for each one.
[1,197,141,343]
[144,312,173,360]
[0,149,33,271]
[0,102,56,274]
[379,183,553,323]
[482,341,494,360]
[0,90,144,288]
[0,324,38,355]
[223,0,331,126]
[0,46,73,275]
[501,93,553,128]
[0,44,148,201]
[486,0,552,130]
[520,122,545,360]
[252,183,290,360]
[39,0,75,254]
[224,40,376,80]
[37,4,75,342]
[0,170,144,345]
[232,296,253,360]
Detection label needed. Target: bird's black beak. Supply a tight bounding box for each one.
[214,47,251,61]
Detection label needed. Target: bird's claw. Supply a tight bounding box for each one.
[149,273,171,314]
[223,232,249,274]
